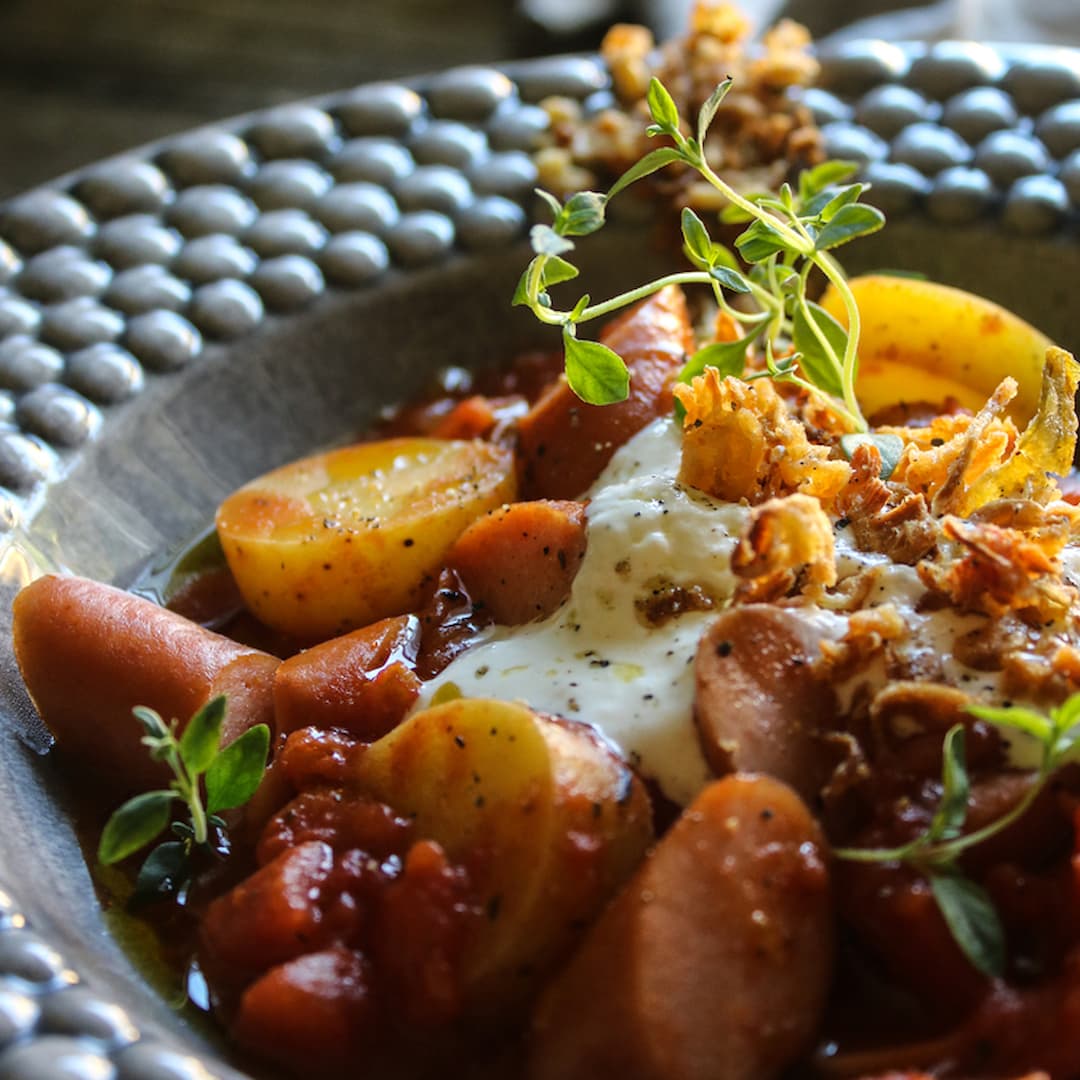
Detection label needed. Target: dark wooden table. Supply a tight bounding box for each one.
[0,0,908,201]
[0,0,651,200]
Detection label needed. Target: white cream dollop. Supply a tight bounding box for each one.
[419,418,747,806]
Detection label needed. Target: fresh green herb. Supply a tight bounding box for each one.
[839,432,905,479]
[98,696,270,904]
[835,693,1080,977]
[515,76,887,433]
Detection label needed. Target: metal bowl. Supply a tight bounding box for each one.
[0,40,1078,1078]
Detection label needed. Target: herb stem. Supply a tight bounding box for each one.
[812,250,866,431]
[834,768,1043,866]
[929,769,1042,861]
[169,751,209,847]
[696,156,812,257]
[530,269,716,326]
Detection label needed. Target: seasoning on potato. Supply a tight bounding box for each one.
[215,437,516,639]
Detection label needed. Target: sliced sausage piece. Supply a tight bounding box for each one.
[446,500,587,624]
[530,774,833,1080]
[694,605,838,804]
[12,574,278,791]
[273,615,422,739]
[517,286,693,499]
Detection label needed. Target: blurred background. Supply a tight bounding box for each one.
[1,0,1076,200]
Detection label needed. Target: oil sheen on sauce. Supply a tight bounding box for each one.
[420,418,1056,803]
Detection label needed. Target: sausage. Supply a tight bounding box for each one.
[694,605,838,804]
[530,774,833,1080]
[517,286,693,499]
[12,574,278,791]
[273,615,422,739]
[445,500,587,624]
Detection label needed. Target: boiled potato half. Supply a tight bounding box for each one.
[820,274,1054,423]
[354,697,654,1014]
[217,438,516,639]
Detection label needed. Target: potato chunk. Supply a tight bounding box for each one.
[216,438,516,639]
[353,698,653,1013]
[819,274,1053,424]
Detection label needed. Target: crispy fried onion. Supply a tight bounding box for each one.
[918,514,1078,623]
[731,492,836,600]
[675,369,851,504]
[816,602,907,684]
[868,681,974,752]
[885,348,1080,518]
[884,377,1019,515]
[835,442,939,564]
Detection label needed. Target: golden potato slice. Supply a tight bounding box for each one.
[820,274,1054,424]
[216,438,516,639]
[354,697,653,1014]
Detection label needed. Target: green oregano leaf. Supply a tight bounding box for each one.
[681,207,713,267]
[929,725,970,843]
[679,337,752,384]
[512,266,534,308]
[734,218,790,263]
[178,695,225,776]
[966,702,1053,745]
[697,77,732,145]
[928,870,1006,979]
[539,256,580,288]
[792,300,848,399]
[513,257,572,307]
[798,160,859,204]
[563,330,630,406]
[568,293,591,322]
[709,265,752,293]
[535,189,563,218]
[646,77,680,133]
[1052,694,1080,740]
[205,723,271,814]
[98,790,176,865]
[818,183,867,222]
[133,705,169,741]
[814,203,885,251]
[839,433,905,480]
[131,841,191,907]
[558,191,606,237]
[606,147,684,202]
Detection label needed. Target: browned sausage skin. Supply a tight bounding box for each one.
[530,773,833,1080]
[694,604,838,804]
[517,285,693,499]
[13,574,279,791]
[273,614,422,740]
[445,499,588,624]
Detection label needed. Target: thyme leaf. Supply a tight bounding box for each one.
[99,696,269,905]
[515,75,876,431]
[835,691,1080,979]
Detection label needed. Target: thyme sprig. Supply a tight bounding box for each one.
[98,696,269,904]
[515,76,885,432]
[835,694,1080,978]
